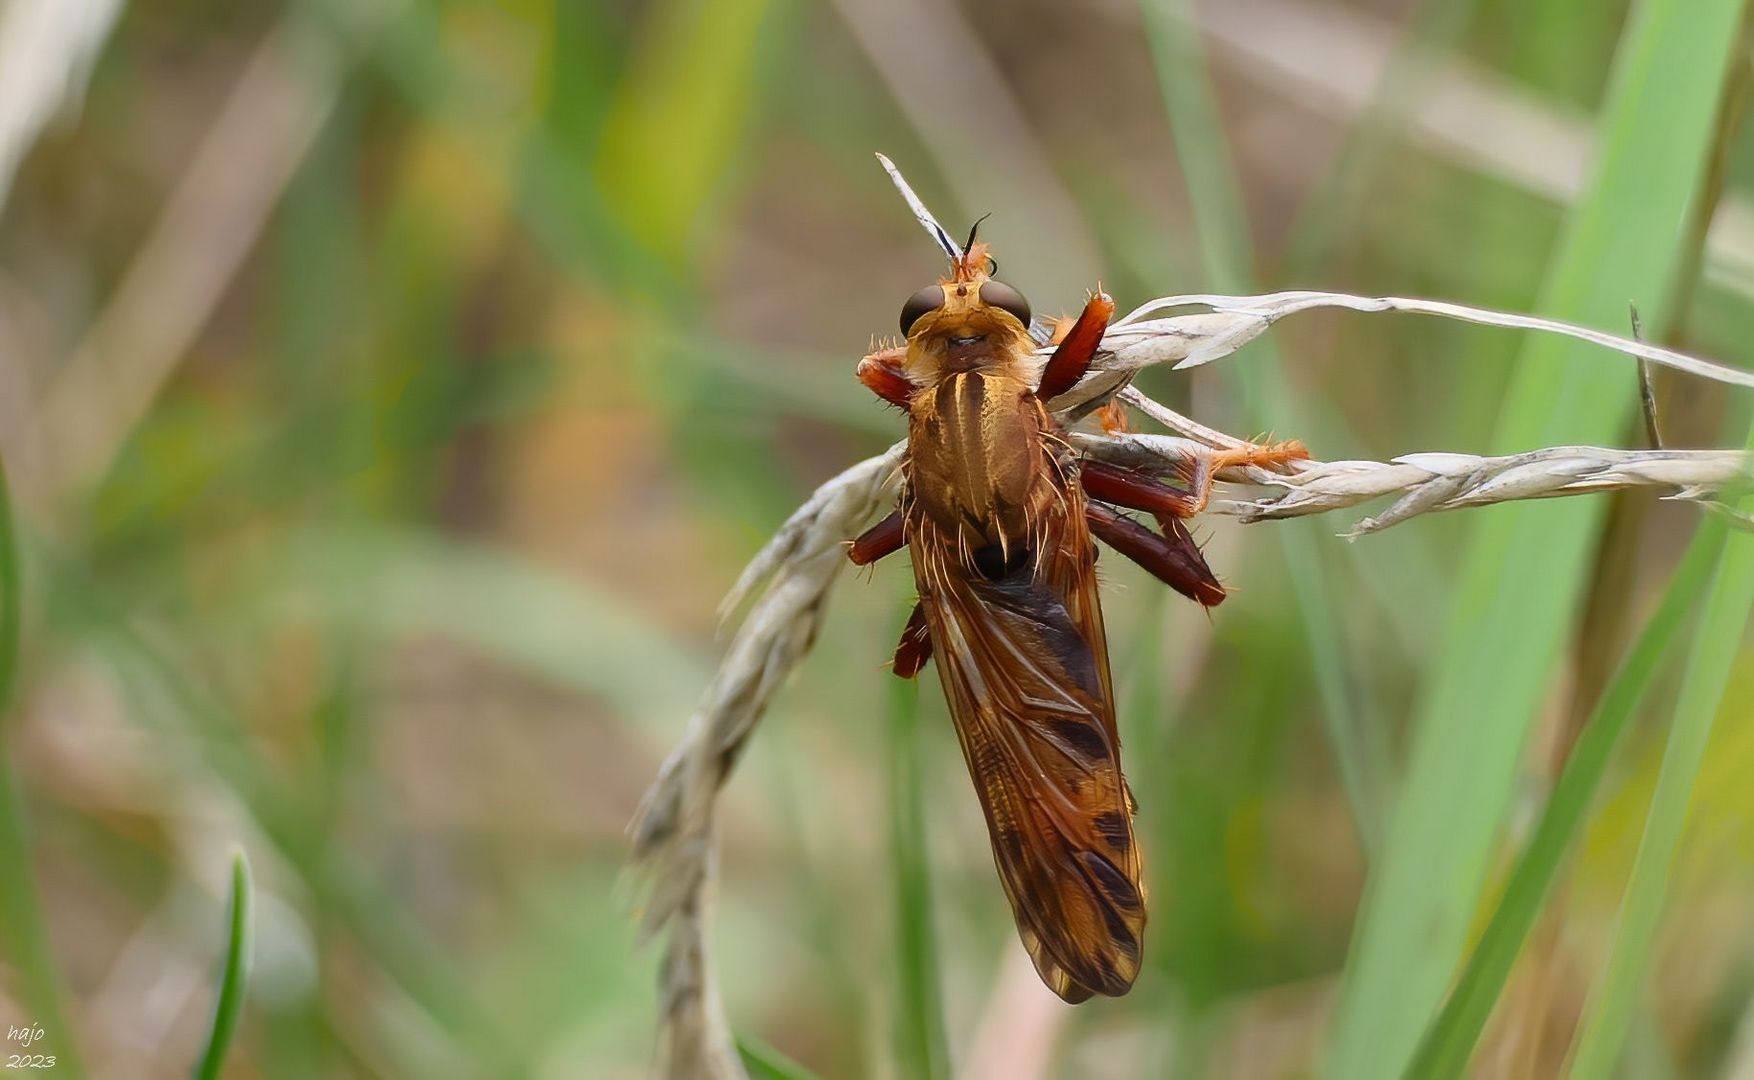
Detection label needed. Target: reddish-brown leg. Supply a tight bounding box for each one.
[849,510,905,566]
[858,346,916,407]
[1085,501,1226,607]
[893,602,933,677]
[1084,440,1310,521]
[850,516,931,673]
[1081,459,1201,520]
[1037,292,1116,402]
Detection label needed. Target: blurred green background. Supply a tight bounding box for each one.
[2,0,1754,1076]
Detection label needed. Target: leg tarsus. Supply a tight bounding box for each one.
[1211,439,1309,476]
[1037,292,1115,402]
[1177,438,1307,515]
[893,601,932,677]
[1096,400,1129,435]
[849,510,905,566]
[1085,501,1226,607]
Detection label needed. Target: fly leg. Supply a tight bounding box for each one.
[847,513,934,676]
[848,510,904,565]
[1037,292,1116,402]
[892,602,932,677]
[1084,441,1309,521]
[1079,443,1307,606]
[858,346,916,406]
[1085,500,1226,607]
[1081,459,1203,521]
[1196,439,1311,515]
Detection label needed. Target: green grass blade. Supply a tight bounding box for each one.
[1119,595,1177,1069]
[1277,0,1484,275]
[1567,437,1754,1078]
[738,1033,827,1080]
[0,463,16,714]
[1323,3,1749,1075]
[193,850,254,1080]
[1407,526,1724,1078]
[594,0,775,263]
[50,551,521,1070]
[887,671,950,1080]
[0,459,81,1076]
[1139,0,1390,854]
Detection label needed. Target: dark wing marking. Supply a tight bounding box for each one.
[910,496,1145,1001]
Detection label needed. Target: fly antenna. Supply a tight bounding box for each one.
[876,152,962,260]
[963,212,991,255]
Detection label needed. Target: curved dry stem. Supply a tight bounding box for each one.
[1078,432,1751,536]
[629,445,902,1079]
[1109,290,1754,388]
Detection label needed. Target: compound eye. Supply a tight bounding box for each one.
[979,280,1032,328]
[900,285,944,335]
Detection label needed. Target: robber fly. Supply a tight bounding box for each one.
[847,226,1305,1001]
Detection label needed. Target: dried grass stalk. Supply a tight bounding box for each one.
[1080,432,1751,536]
[628,445,902,1079]
[0,0,122,210]
[1107,290,1754,387]
[628,158,1754,1078]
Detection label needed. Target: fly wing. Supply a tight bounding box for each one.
[910,496,1145,1002]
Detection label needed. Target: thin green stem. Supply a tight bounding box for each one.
[738,1032,827,1080]
[0,461,81,1076]
[193,851,254,1080]
[888,671,949,1080]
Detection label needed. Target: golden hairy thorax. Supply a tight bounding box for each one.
[907,371,1058,558]
[901,243,1063,564]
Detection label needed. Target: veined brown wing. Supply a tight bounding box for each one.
[909,494,1146,1002]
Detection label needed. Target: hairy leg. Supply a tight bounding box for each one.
[1084,440,1308,521]
[1085,501,1226,607]
[848,513,931,673]
[1037,292,1115,402]
[1080,459,1201,520]
[858,346,915,406]
[892,601,932,677]
[849,510,905,565]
